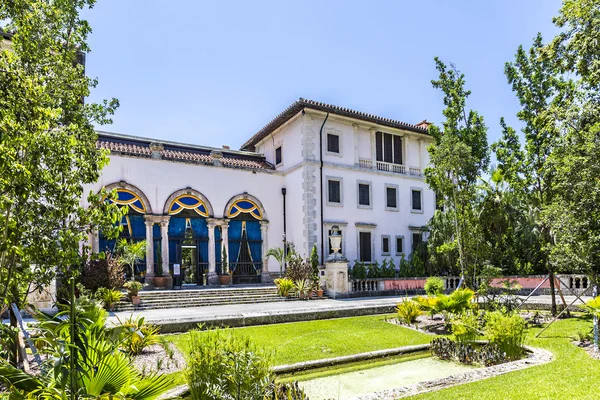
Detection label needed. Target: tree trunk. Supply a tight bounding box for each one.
[8,306,18,367]
[549,270,557,316]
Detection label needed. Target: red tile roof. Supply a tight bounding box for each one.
[96,134,273,171]
[241,98,431,151]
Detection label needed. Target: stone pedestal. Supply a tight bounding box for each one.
[322,261,349,298]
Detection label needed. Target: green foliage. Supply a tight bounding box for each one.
[0,323,17,362]
[310,244,319,276]
[185,328,273,400]
[293,279,310,297]
[484,311,526,360]
[425,57,490,281]
[367,261,381,278]
[415,289,475,319]
[396,299,423,325]
[265,381,309,400]
[425,277,445,296]
[95,287,123,309]
[430,337,506,367]
[117,239,147,280]
[222,245,228,274]
[451,311,481,344]
[118,315,160,356]
[350,260,367,279]
[0,288,174,399]
[274,278,294,297]
[0,0,122,317]
[80,252,125,292]
[267,244,297,276]
[124,280,143,297]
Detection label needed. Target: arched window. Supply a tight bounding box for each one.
[168,195,209,217]
[226,198,264,284]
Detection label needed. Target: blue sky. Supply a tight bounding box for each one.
[84,0,562,150]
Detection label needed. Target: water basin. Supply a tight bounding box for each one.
[299,356,478,400]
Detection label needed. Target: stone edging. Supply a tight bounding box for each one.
[351,345,554,400]
[272,344,430,374]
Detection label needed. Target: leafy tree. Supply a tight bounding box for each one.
[1,0,124,365]
[425,58,490,285]
[116,238,147,280]
[545,0,600,290]
[493,33,562,313]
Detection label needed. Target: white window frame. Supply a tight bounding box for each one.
[381,235,391,256]
[357,180,372,210]
[384,184,399,211]
[395,235,405,256]
[326,176,343,207]
[325,128,343,157]
[411,187,424,213]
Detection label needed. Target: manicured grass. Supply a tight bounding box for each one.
[409,316,600,400]
[166,315,431,366]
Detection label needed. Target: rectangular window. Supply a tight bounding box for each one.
[275,146,282,165]
[358,183,371,206]
[382,235,390,255]
[386,187,397,209]
[359,232,372,262]
[327,133,340,153]
[328,179,341,204]
[411,189,422,211]
[396,236,404,255]
[412,232,422,253]
[375,132,403,165]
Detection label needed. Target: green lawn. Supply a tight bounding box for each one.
[166,315,431,366]
[409,316,600,400]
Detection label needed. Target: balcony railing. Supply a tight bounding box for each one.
[357,158,423,176]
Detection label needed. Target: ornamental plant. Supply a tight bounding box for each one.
[425,276,445,296]
[484,311,526,360]
[396,299,423,325]
[274,278,294,297]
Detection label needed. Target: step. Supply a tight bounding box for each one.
[114,297,289,312]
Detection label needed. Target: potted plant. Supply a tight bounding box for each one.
[313,278,324,298]
[153,247,168,288]
[95,287,123,311]
[294,279,310,300]
[219,245,231,285]
[124,281,143,305]
[274,278,294,297]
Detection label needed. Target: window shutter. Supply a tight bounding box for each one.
[328,180,340,203]
[393,135,403,165]
[327,134,340,153]
[396,237,403,253]
[358,184,370,206]
[412,190,422,210]
[383,237,389,253]
[384,133,393,163]
[386,187,397,208]
[376,131,383,161]
[359,232,372,262]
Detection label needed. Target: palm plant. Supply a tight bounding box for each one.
[266,244,297,276]
[0,282,174,399]
[117,238,147,280]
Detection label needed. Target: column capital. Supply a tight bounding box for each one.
[159,215,171,227]
[352,123,360,130]
[259,220,269,228]
[219,218,230,228]
[206,218,219,228]
[369,127,377,134]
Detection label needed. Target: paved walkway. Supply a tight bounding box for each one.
[107,294,593,328]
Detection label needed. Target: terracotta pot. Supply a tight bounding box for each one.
[317,289,324,298]
[153,276,168,288]
[130,295,141,305]
[107,303,116,311]
[219,275,231,285]
[298,292,306,300]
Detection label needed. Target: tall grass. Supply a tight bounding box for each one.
[484,311,526,360]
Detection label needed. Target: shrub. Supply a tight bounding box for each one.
[413,295,439,317]
[274,278,294,297]
[485,311,526,360]
[284,255,312,283]
[79,252,125,292]
[350,260,367,279]
[396,299,422,325]
[367,261,381,278]
[118,315,160,356]
[451,311,481,344]
[95,287,123,309]
[425,277,445,296]
[185,328,273,400]
[431,337,506,366]
[265,381,309,400]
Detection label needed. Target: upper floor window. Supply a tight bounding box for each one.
[275,146,282,165]
[411,188,423,212]
[385,185,398,210]
[327,133,340,154]
[358,182,371,208]
[327,178,342,205]
[376,132,403,165]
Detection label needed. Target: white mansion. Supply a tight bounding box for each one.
[85,98,435,286]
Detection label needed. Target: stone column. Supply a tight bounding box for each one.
[221,220,229,273]
[260,220,271,283]
[159,216,172,288]
[91,230,100,253]
[353,123,360,166]
[207,219,218,285]
[369,127,377,169]
[143,218,155,279]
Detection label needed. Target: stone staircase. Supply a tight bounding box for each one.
[114,286,284,312]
